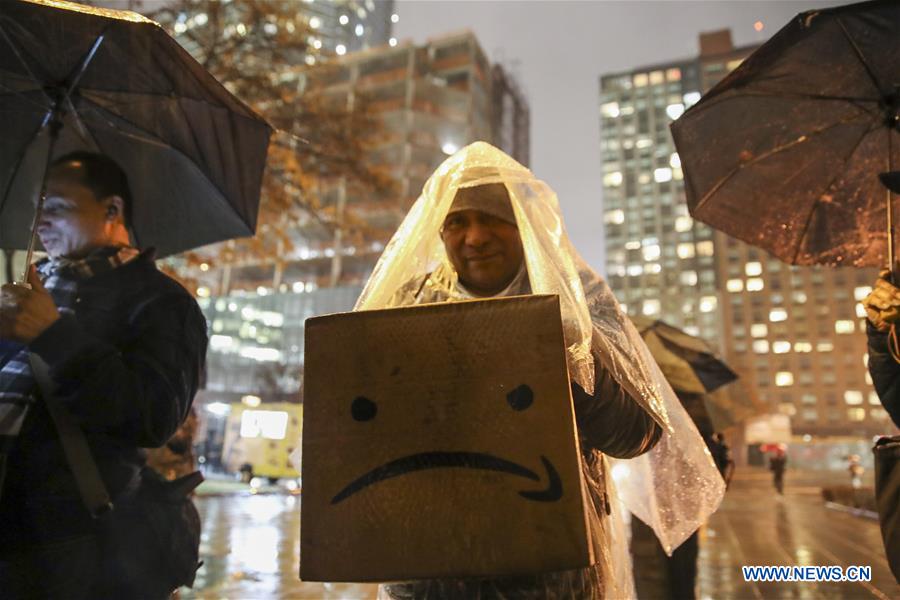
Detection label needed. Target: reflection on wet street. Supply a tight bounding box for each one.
[183,493,377,599]
[184,468,899,599]
[697,469,899,599]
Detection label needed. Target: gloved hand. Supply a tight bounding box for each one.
[863,269,900,332]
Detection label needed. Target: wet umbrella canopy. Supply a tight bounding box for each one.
[671,0,900,268]
[0,0,273,260]
[630,317,763,431]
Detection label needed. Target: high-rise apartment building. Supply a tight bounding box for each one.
[203,31,530,296]
[600,30,890,439]
[198,31,530,397]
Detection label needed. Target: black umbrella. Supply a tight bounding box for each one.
[630,316,737,395]
[630,317,767,431]
[670,0,900,269]
[0,0,273,274]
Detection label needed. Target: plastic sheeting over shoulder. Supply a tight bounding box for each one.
[356,142,724,594]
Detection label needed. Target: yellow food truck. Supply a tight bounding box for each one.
[221,402,303,484]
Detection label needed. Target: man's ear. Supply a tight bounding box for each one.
[103,195,125,223]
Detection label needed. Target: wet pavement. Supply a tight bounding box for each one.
[697,468,899,600]
[183,468,899,599]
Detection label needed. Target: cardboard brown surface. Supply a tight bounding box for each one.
[300,295,592,582]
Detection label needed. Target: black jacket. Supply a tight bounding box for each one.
[0,251,207,549]
[866,322,900,428]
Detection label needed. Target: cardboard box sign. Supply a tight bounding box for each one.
[300,295,593,582]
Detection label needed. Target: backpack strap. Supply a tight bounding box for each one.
[28,353,114,518]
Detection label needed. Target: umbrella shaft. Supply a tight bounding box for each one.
[21,119,62,283]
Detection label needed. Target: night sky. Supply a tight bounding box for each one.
[394,0,846,274]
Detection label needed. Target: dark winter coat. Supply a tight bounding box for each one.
[866,322,900,428]
[0,251,207,551]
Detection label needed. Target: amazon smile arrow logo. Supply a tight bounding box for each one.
[331,451,563,505]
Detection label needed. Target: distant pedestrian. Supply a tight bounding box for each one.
[848,454,865,490]
[769,448,787,495]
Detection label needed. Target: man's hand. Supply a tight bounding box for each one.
[0,266,60,343]
[863,269,900,332]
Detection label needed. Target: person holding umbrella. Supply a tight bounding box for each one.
[0,152,208,598]
[862,266,900,428]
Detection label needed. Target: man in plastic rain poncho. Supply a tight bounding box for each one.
[356,142,725,599]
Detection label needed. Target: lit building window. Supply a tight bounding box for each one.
[603,171,623,187]
[772,341,791,354]
[665,104,685,120]
[669,153,681,168]
[745,261,762,276]
[666,68,681,81]
[779,402,797,416]
[844,391,864,405]
[854,286,872,301]
[855,303,867,318]
[817,341,834,352]
[625,240,641,250]
[634,73,649,87]
[677,243,695,259]
[726,279,743,292]
[604,209,625,224]
[601,102,620,118]
[848,408,866,421]
[654,168,673,183]
[645,263,661,274]
[696,241,714,256]
[636,137,653,149]
[869,391,880,405]
[751,324,768,337]
[752,340,769,354]
[642,245,661,261]
[680,271,698,286]
[775,372,794,387]
[801,394,816,404]
[834,320,855,334]
[682,91,701,107]
[872,408,889,420]
[793,341,812,353]
[746,278,764,292]
[627,265,643,276]
[643,299,660,316]
[675,216,693,232]
[699,296,717,313]
[769,308,787,322]
[792,291,807,303]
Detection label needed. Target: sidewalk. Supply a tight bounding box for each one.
[698,467,898,599]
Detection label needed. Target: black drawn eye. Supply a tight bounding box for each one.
[506,384,533,411]
[351,396,377,422]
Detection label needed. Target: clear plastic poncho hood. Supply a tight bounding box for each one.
[356,142,725,594]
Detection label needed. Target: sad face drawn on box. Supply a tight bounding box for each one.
[330,385,562,505]
[300,296,591,582]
